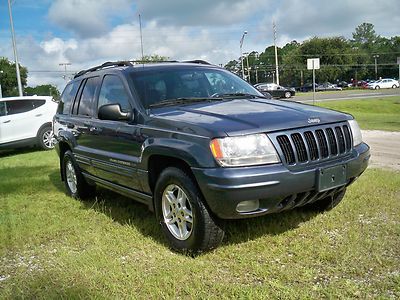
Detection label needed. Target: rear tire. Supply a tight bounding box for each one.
[154,167,224,253]
[38,125,55,150]
[62,150,95,199]
[392,84,397,89]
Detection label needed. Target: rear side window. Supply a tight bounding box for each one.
[0,102,6,116]
[75,77,99,117]
[98,75,131,113]
[5,100,36,115]
[58,81,80,114]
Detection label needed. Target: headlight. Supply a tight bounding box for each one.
[210,134,280,167]
[348,120,362,146]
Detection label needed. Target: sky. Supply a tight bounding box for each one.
[0,0,399,90]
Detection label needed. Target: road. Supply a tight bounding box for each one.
[294,88,400,103]
[362,130,400,171]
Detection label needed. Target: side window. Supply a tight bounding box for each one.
[0,102,6,116]
[58,81,80,114]
[31,100,46,108]
[98,75,131,113]
[76,77,99,117]
[6,100,35,115]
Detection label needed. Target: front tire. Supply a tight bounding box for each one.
[154,167,224,253]
[375,85,380,89]
[62,150,95,199]
[392,84,397,89]
[38,125,55,150]
[284,91,291,98]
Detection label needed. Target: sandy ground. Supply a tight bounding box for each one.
[361,130,400,171]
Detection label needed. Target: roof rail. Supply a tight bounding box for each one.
[182,60,211,65]
[73,59,213,79]
[74,61,133,79]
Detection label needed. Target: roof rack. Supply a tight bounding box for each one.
[74,61,133,78]
[182,60,211,65]
[73,59,213,79]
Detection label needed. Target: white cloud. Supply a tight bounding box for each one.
[48,0,134,38]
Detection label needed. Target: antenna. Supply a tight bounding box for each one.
[139,14,144,61]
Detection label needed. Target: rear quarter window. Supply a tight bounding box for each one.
[58,81,80,114]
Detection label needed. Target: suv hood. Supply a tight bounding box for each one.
[150,99,352,137]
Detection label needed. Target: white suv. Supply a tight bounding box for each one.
[0,96,58,150]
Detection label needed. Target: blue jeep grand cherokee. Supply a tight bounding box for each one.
[53,61,370,252]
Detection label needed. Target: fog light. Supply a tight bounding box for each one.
[236,200,260,213]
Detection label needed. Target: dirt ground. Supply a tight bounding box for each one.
[361,130,400,171]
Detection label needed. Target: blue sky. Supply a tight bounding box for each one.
[0,0,399,90]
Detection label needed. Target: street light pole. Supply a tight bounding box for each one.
[0,70,3,98]
[239,31,247,80]
[243,52,250,82]
[7,0,23,97]
[273,21,280,85]
[373,55,379,80]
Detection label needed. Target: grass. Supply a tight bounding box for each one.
[316,97,400,131]
[0,150,399,299]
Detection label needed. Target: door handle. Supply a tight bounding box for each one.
[35,114,43,117]
[3,120,11,123]
[89,127,102,133]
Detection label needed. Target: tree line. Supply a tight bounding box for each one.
[225,23,400,86]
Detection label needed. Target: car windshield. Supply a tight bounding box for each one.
[129,67,263,108]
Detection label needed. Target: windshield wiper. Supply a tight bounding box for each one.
[210,93,267,99]
[148,97,223,108]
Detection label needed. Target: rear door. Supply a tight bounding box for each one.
[68,76,100,176]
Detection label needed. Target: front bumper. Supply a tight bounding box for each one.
[192,143,370,219]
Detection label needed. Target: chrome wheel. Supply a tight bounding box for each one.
[162,184,193,241]
[65,160,77,194]
[42,129,54,149]
[284,91,291,98]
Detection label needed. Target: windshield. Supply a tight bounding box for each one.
[129,67,263,108]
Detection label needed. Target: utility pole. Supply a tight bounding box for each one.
[59,63,71,81]
[240,31,247,80]
[373,55,379,80]
[8,0,23,97]
[273,21,280,85]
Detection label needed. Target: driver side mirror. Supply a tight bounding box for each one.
[98,103,132,121]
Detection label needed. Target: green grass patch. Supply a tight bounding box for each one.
[1,150,399,298]
[317,97,400,131]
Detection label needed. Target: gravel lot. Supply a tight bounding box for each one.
[362,130,400,171]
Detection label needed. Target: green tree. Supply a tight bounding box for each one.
[137,54,169,62]
[352,23,378,45]
[0,57,28,97]
[24,84,60,100]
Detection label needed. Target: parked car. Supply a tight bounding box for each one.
[254,83,295,98]
[299,83,318,92]
[0,96,57,150]
[316,82,343,91]
[337,81,351,88]
[54,61,370,253]
[367,78,399,89]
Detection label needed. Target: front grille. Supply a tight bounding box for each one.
[275,123,352,165]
